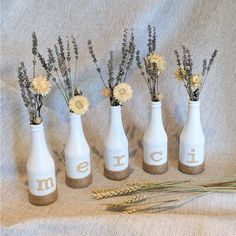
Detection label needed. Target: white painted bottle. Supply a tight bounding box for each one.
[104,105,129,180]
[179,100,205,174]
[65,112,92,188]
[143,101,168,174]
[27,122,58,205]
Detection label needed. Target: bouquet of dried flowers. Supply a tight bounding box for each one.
[88,28,135,106]
[92,177,236,214]
[136,25,166,102]
[38,35,89,115]
[174,46,217,101]
[18,32,51,125]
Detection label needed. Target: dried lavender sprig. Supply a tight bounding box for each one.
[107,51,114,88]
[72,35,79,90]
[55,38,73,98]
[18,63,35,114]
[66,38,73,92]
[177,46,194,100]
[174,50,181,67]
[123,30,135,82]
[18,62,40,123]
[59,37,73,97]
[152,26,157,53]
[117,28,128,82]
[52,76,69,105]
[207,50,217,71]
[72,35,79,60]
[66,38,71,62]
[174,49,192,98]
[38,46,70,104]
[32,32,38,56]
[202,59,207,77]
[88,29,135,106]
[147,25,153,54]
[185,47,193,74]
[200,49,218,93]
[136,26,164,101]
[136,50,150,90]
[32,32,38,78]
[38,52,48,72]
[88,39,107,87]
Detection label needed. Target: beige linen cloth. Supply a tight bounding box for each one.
[1,0,236,235]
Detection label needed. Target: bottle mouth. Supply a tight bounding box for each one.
[69,112,81,118]
[150,101,161,107]
[30,122,44,130]
[189,100,200,107]
[110,105,121,111]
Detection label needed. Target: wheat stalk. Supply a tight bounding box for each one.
[92,177,236,214]
[92,185,142,200]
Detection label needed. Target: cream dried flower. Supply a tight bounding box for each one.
[74,86,83,96]
[113,83,133,103]
[191,74,202,88]
[34,117,42,124]
[102,87,112,97]
[146,54,166,73]
[32,76,51,96]
[174,66,187,80]
[69,95,89,115]
[156,93,163,101]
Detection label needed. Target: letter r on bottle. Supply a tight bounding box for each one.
[114,155,125,167]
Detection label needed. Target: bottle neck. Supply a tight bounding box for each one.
[186,101,201,127]
[149,101,163,124]
[109,105,124,131]
[30,123,48,152]
[69,112,84,138]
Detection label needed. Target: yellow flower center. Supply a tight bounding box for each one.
[75,101,83,109]
[119,88,127,95]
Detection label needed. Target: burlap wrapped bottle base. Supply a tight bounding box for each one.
[143,162,168,175]
[66,173,92,188]
[178,161,205,175]
[104,166,130,181]
[28,189,58,206]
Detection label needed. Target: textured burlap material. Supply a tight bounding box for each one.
[1,0,236,235]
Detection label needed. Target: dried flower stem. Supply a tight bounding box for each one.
[136,25,164,102]
[38,35,83,107]
[88,28,135,106]
[174,47,217,101]
[18,33,47,124]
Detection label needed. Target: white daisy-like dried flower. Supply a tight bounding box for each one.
[113,83,133,103]
[156,93,163,101]
[102,87,112,97]
[69,95,89,115]
[191,74,202,88]
[174,65,187,80]
[34,117,42,124]
[146,54,166,73]
[74,86,83,96]
[32,76,51,96]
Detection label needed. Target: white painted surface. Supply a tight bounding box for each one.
[104,106,129,171]
[65,113,91,179]
[179,101,205,166]
[27,123,56,196]
[143,101,168,166]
